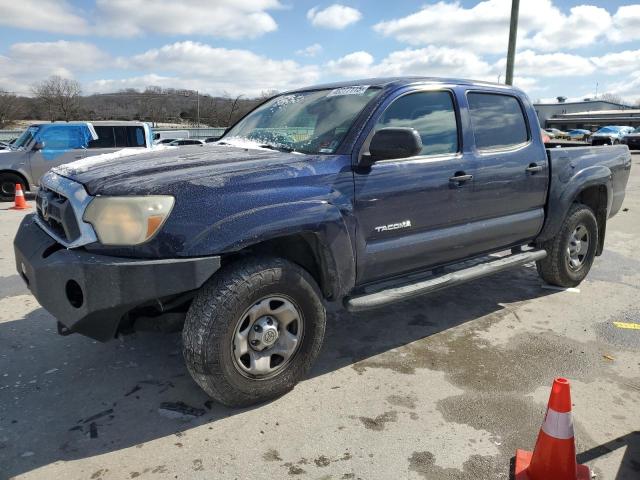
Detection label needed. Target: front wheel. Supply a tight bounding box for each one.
[536,203,598,288]
[182,256,326,407]
[0,172,26,202]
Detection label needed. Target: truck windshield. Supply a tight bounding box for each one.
[222,86,381,154]
[12,126,40,149]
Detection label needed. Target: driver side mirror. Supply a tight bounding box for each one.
[363,127,423,165]
[32,141,44,151]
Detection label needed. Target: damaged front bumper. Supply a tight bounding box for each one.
[14,215,220,341]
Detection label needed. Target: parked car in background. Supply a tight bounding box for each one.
[544,128,569,140]
[541,129,551,143]
[567,129,591,141]
[590,126,634,145]
[168,139,205,147]
[621,126,640,150]
[204,137,222,143]
[14,77,632,407]
[156,138,180,145]
[153,130,189,144]
[0,141,11,151]
[0,121,152,201]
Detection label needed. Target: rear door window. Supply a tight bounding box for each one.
[467,93,529,150]
[114,126,146,147]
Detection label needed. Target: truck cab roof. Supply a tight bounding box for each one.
[285,76,521,94]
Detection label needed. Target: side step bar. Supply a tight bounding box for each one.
[345,249,547,312]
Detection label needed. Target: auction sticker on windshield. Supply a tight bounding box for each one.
[327,86,370,97]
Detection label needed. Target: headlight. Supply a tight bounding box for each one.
[83,196,175,245]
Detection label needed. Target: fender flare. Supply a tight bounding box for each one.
[184,200,356,299]
[537,164,612,243]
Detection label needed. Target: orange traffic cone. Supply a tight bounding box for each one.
[514,378,590,479]
[9,183,29,210]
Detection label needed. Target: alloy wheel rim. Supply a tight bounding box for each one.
[231,295,304,379]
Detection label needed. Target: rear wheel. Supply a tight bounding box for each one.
[0,172,26,202]
[182,256,326,407]
[536,203,598,287]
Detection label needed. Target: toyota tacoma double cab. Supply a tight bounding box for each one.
[14,78,631,407]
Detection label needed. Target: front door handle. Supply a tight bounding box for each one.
[526,163,544,174]
[449,173,473,183]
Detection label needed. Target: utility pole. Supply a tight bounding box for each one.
[196,90,200,127]
[505,0,520,85]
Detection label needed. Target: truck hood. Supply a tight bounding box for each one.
[53,144,311,196]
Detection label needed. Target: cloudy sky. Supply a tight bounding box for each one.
[1,0,639,102]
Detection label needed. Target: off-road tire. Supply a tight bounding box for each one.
[536,203,598,287]
[0,172,26,202]
[182,256,326,407]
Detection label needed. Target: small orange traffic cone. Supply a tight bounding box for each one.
[514,378,590,480]
[9,183,29,210]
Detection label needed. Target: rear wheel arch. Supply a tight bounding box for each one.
[573,184,608,255]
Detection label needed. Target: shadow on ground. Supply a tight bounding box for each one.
[0,264,630,478]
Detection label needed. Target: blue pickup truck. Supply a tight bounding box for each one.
[14,78,631,407]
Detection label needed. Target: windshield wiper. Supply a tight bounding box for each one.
[259,144,295,153]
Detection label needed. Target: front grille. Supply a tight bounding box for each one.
[36,188,81,243]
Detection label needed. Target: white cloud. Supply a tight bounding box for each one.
[0,0,89,35]
[528,5,612,51]
[374,0,530,54]
[610,5,640,43]
[0,0,282,40]
[9,41,109,71]
[591,49,640,75]
[105,41,319,96]
[603,72,640,102]
[94,0,281,39]
[307,4,362,30]
[373,0,639,54]
[327,47,494,80]
[0,41,109,93]
[494,50,595,77]
[326,51,374,77]
[296,43,323,57]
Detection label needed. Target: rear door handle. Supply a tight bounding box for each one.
[449,173,473,183]
[526,163,544,174]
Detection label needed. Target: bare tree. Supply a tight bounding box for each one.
[0,90,22,128]
[32,76,82,121]
[226,94,243,126]
[599,92,623,105]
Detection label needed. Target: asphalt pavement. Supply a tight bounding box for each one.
[1,153,639,480]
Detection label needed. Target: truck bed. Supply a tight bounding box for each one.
[540,145,632,244]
